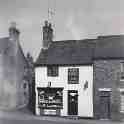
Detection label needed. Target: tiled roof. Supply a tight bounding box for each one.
[35,35,124,66]
[94,35,124,59]
[35,39,96,65]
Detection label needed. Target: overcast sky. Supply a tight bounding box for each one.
[0,0,124,60]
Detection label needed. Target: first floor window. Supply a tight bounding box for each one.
[68,68,79,84]
[47,66,59,77]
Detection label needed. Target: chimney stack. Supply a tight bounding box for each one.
[42,20,53,49]
[9,22,20,41]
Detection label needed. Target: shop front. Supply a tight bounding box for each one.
[37,87,63,116]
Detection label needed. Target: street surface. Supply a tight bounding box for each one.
[0,119,77,124]
[0,118,122,124]
[0,108,123,124]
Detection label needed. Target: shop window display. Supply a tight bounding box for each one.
[38,88,63,109]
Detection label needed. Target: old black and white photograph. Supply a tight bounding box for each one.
[0,0,124,124]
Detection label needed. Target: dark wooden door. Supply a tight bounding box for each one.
[68,90,78,115]
[100,92,111,119]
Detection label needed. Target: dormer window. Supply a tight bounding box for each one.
[47,66,58,77]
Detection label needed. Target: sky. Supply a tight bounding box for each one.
[0,0,124,60]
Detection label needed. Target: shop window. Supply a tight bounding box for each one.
[120,62,124,79]
[47,66,58,77]
[38,88,63,109]
[120,92,124,113]
[68,68,79,84]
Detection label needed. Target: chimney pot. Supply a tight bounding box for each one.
[45,20,48,27]
[42,20,53,49]
[9,22,20,41]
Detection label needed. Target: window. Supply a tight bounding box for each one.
[24,92,27,96]
[120,62,124,79]
[38,88,63,109]
[47,66,58,77]
[68,68,79,84]
[24,66,28,76]
[120,92,124,113]
[23,83,27,89]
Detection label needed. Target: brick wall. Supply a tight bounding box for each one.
[93,60,123,120]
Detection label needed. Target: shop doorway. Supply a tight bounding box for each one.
[68,90,78,115]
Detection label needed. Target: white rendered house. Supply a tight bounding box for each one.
[35,21,94,117]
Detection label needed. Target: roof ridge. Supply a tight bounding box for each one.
[97,35,124,39]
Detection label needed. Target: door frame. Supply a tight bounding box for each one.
[68,90,78,115]
[99,91,111,119]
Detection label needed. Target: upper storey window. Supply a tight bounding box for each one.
[68,68,79,84]
[47,66,59,77]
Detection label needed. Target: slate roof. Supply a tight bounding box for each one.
[35,39,96,66]
[35,35,124,66]
[94,35,124,59]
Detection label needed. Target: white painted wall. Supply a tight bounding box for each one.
[35,65,93,117]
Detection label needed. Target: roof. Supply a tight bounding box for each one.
[94,35,124,59]
[0,37,10,53]
[0,37,28,65]
[35,39,96,66]
[35,35,124,66]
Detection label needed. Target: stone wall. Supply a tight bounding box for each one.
[0,40,29,110]
[16,45,29,108]
[0,46,17,109]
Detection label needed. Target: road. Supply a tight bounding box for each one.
[0,118,122,124]
[0,108,122,124]
[0,119,82,124]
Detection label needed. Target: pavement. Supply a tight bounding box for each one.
[0,108,123,124]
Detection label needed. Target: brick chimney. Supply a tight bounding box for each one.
[42,20,53,49]
[9,22,20,41]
